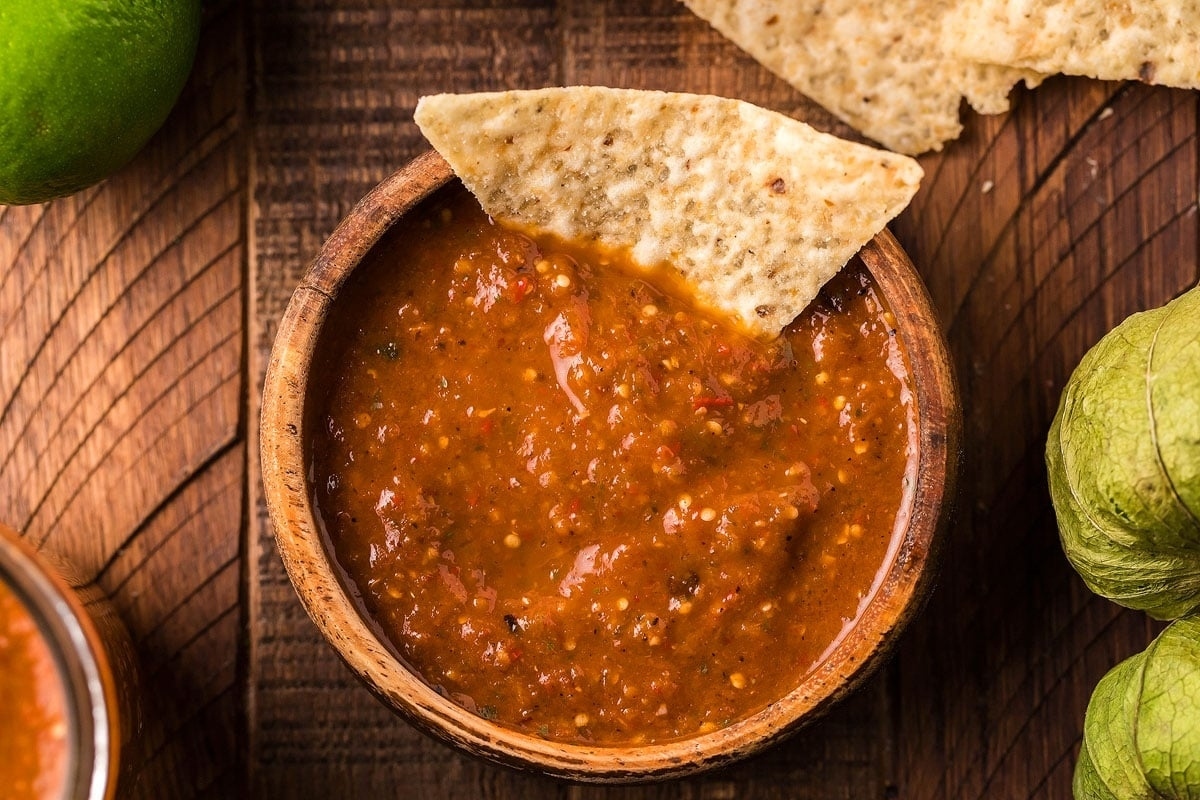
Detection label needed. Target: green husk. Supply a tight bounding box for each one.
[1046,285,1200,620]
[1075,617,1200,799]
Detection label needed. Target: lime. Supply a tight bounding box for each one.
[0,1,201,206]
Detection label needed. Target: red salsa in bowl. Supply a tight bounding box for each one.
[310,187,917,745]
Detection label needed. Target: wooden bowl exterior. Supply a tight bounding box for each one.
[260,151,962,781]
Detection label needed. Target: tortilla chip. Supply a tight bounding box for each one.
[682,0,1040,155]
[414,88,922,338]
[944,0,1200,88]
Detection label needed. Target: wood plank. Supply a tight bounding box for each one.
[560,0,847,136]
[0,2,247,797]
[889,77,1199,799]
[247,2,565,797]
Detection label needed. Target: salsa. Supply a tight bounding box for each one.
[312,188,916,744]
[0,578,69,799]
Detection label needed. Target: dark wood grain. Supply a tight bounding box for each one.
[1,0,1196,796]
[0,2,247,797]
[246,3,565,797]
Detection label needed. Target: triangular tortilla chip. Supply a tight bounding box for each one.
[682,0,1041,155]
[414,88,922,338]
[944,0,1200,88]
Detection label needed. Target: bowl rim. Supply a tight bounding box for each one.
[0,523,121,800]
[260,150,961,781]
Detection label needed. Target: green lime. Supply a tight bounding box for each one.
[0,1,201,206]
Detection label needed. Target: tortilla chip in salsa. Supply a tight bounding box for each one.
[414,87,922,339]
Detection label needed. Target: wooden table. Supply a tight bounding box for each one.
[1,2,1195,797]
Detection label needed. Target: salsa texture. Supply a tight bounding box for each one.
[0,579,68,799]
[312,188,916,744]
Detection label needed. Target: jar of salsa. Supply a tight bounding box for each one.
[0,523,133,800]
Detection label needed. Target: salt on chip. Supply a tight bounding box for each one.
[414,87,922,339]
[944,0,1200,88]
[682,0,1040,155]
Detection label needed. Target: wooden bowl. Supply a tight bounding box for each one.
[260,150,961,781]
[0,523,132,800]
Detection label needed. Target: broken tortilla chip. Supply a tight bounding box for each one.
[681,0,1041,155]
[414,87,922,338]
[944,0,1200,89]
